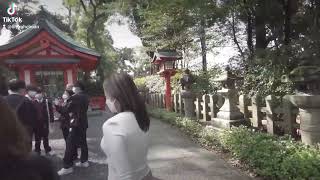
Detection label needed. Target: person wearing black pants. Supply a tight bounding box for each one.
[58,81,89,176]
[63,127,88,168]
[34,88,54,155]
[55,90,78,160]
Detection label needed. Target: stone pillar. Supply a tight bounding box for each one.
[265,95,276,134]
[202,95,210,121]
[251,95,262,128]
[173,94,178,113]
[212,67,245,129]
[282,95,295,135]
[239,94,249,120]
[195,95,201,120]
[289,95,320,145]
[181,90,196,118]
[209,94,218,119]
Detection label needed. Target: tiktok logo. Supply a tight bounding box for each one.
[7,2,17,16]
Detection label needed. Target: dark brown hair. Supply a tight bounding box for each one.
[8,79,26,92]
[0,97,30,160]
[103,72,150,132]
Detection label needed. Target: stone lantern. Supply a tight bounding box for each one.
[150,50,181,111]
[180,69,196,118]
[282,63,320,145]
[212,66,245,129]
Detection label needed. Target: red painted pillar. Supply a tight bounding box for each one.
[18,68,25,81]
[72,66,78,83]
[30,69,36,85]
[164,74,172,111]
[63,70,68,86]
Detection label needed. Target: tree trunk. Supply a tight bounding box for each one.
[231,11,244,59]
[314,0,320,28]
[255,0,267,49]
[284,0,292,45]
[247,8,254,54]
[68,6,72,30]
[199,19,207,72]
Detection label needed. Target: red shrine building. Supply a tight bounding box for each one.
[0,19,100,96]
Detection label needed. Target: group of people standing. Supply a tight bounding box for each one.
[0,78,90,179]
[5,79,54,155]
[1,72,155,180]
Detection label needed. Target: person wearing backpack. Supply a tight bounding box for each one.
[4,79,38,150]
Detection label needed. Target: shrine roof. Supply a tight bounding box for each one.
[0,19,101,57]
[5,58,80,65]
[151,50,182,63]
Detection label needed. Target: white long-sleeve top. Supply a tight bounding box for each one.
[101,111,151,180]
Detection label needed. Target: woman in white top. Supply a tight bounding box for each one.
[101,72,153,180]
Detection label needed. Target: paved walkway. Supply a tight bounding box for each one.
[47,112,252,180]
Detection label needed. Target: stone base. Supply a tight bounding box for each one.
[217,111,244,120]
[211,118,246,129]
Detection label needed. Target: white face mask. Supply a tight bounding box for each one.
[62,94,69,100]
[106,98,118,113]
[35,94,43,101]
[28,91,37,98]
[72,87,81,94]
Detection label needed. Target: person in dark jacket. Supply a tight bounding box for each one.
[4,79,37,150]
[54,90,78,160]
[0,97,59,180]
[58,81,90,176]
[34,88,54,155]
[55,90,72,141]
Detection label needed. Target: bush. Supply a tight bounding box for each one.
[134,77,147,90]
[149,108,320,180]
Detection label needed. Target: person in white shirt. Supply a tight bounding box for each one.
[101,72,153,180]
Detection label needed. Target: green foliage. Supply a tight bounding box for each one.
[133,76,147,90]
[191,68,221,94]
[149,108,320,180]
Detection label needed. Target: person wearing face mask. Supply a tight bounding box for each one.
[34,88,54,155]
[101,72,153,180]
[55,91,71,140]
[4,80,38,150]
[25,85,37,101]
[54,91,79,162]
[58,81,89,176]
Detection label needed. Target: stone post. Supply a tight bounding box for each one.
[265,95,276,135]
[251,95,262,128]
[173,94,178,113]
[212,67,245,129]
[195,95,202,120]
[282,95,295,136]
[202,94,210,121]
[209,94,218,119]
[239,94,249,120]
[181,90,196,118]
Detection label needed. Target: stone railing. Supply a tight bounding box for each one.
[147,93,300,137]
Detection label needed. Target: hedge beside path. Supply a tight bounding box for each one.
[149,108,320,180]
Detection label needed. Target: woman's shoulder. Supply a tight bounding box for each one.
[103,112,135,136]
